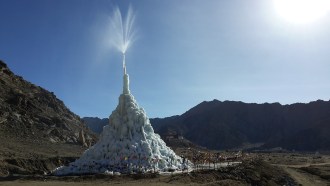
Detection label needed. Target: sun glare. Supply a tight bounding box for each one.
[274,0,330,24]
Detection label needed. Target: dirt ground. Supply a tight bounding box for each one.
[0,159,295,186]
[1,152,330,186]
[0,176,244,186]
[261,152,330,186]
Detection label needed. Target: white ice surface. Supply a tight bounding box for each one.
[53,73,184,175]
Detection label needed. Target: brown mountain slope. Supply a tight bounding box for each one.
[0,60,97,160]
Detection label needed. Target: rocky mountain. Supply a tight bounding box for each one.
[83,117,109,134]
[0,60,97,157]
[151,99,330,151]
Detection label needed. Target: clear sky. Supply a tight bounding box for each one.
[1,0,330,118]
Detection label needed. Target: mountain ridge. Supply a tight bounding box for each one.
[153,99,330,151]
[84,99,330,151]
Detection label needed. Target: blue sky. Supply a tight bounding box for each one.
[1,0,330,118]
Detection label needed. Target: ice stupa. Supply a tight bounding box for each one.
[53,56,184,175]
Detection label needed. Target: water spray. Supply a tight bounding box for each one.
[108,5,136,76]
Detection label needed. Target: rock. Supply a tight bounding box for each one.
[78,129,87,147]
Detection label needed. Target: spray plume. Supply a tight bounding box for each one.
[109,5,136,73]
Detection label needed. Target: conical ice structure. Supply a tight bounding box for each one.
[53,57,184,175]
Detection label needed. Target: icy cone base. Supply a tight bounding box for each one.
[53,78,184,175]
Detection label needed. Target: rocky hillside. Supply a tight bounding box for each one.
[83,117,109,134]
[0,60,97,156]
[151,99,330,151]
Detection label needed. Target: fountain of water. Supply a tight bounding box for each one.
[108,5,136,74]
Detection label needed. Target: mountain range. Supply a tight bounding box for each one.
[84,99,330,151]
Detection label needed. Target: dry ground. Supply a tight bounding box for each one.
[2,148,330,186]
[0,159,295,186]
[261,152,330,186]
[0,175,245,186]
